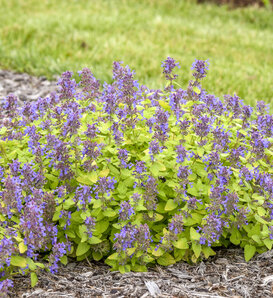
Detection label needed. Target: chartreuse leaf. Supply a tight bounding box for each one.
[264,239,273,250]
[190,227,200,241]
[19,242,28,254]
[157,253,176,266]
[230,228,241,245]
[103,208,117,217]
[99,169,110,177]
[152,247,165,257]
[202,246,216,258]
[95,220,109,234]
[31,272,38,288]
[26,258,37,271]
[158,100,171,112]
[107,252,119,260]
[119,264,131,274]
[76,175,92,185]
[88,236,102,244]
[60,255,68,265]
[165,199,178,211]
[131,264,147,272]
[192,242,202,258]
[173,237,189,249]
[76,242,90,257]
[10,256,27,268]
[244,244,256,261]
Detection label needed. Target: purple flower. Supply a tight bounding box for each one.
[191,59,209,80]
[133,161,147,187]
[118,148,132,169]
[78,68,100,100]
[0,279,13,294]
[143,176,158,211]
[149,140,162,161]
[176,144,188,163]
[119,201,135,221]
[161,57,180,81]
[57,71,77,100]
[2,94,19,118]
[168,214,184,235]
[194,115,211,138]
[93,177,117,201]
[85,216,96,237]
[74,185,92,210]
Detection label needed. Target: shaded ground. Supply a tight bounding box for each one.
[9,247,273,297]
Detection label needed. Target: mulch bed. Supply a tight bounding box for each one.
[9,247,273,297]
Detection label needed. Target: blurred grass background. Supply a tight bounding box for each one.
[0,0,272,107]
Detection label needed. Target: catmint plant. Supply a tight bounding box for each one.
[1,57,273,293]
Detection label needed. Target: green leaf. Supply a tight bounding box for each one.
[119,264,131,274]
[264,239,273,250]
[202,246,216,258]
[164,199,178,211]
[254,214,268,224]
[66,229,76,238]
[60,255,68,265]
[188,173,197,181]
[192,242,201,258]
[152,247,165,257]
[173,238,189,249]
[230,228,241,245]
[131,264,147,272]
[99,169,110,177]
[107,252,119,260]
[157,253,176,266]
[19,242,28,254]
[257,207,266,217]
[26,258,37,271]
[244,244,256,262]
[92,251,103,261]
[150,161,166,176]
[76,175,93,185]
[127,247,136,256]
[193,86,201,94]
[95,220,109,234]
[103,208,117,217]
[10,256,27,268]
[187,185,199,197]
[252,235,262,244]
[88,236,102,244]
[93,199,102,209]
[117,183,127,195]
[158,100,171,112]
[76,242,90,257]
[190,227,200,241]
[31,272,38,288]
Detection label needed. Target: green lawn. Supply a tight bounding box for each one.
[0,0,272,107]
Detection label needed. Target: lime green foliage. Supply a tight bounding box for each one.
[0,0,272,107]
[1,59,273,290]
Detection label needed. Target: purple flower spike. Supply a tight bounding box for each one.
[161,57,180,81]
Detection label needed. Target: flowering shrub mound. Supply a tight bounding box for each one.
[1,58,273,293]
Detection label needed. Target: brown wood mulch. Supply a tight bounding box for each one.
[8,246,273,298]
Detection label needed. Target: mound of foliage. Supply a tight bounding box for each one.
[1,58,273,294]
